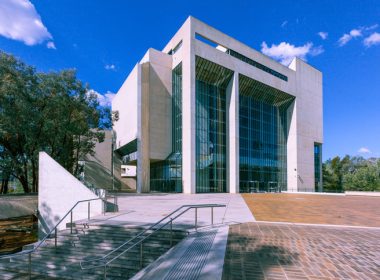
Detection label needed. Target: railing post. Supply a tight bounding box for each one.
[88,201,90,220]
[195,208,197,231]
[70,211,73,234]
[28,253,31,279]
[170,218,173,247]
[55,228,57,248]
[211,207,214,225]
[104,265,107,280]
[140,242,143,268]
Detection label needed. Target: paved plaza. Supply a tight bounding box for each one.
[242,193,380,227]
[222,222,380,280]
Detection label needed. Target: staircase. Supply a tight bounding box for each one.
[0,223,186,279]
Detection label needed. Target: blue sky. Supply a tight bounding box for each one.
[0,0,379,160]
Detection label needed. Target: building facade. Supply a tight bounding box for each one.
[112,16,323,194]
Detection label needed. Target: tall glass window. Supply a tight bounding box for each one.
[239,74,294,192]
[314,143,322,192]
[150,63,182,192]
[195,57,233,193]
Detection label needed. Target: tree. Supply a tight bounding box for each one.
[0,51,111,193]
[323,155,380,192]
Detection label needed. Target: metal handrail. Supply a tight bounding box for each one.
[80,203,226,273]
[0,196,112,279]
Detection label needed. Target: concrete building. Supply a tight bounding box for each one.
[112,16,323,194]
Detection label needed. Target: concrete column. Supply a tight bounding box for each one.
[227,72,239,193]
[181,21,196,194]
[137,63,150,193]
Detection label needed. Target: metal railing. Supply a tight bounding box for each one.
[80,203,226,279]
[0,196,115,279]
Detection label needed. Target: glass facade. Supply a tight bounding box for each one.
[150,63,182,192]
[314,143,322,192]
[239,74,294,192]
[195,57,233,193]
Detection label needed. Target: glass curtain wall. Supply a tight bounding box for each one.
[239,74,294,192]
[195,57,233,193]
[150,63,183,192]
[314,143,322,192]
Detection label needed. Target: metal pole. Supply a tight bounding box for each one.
[88,201,90,220]
[195,208,197,231]
[140,242,143,268]
[55,228,57,248]
[211,207,214,225]
[170,218,173,247]
[104,265,107,280]
[70,211,73,234]
[28,253,31,279]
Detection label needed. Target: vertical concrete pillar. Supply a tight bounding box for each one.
[181,19,196,194]
[227,72,239,193]
[137,63,150,193]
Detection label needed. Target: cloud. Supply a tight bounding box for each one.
[87,89,116,107]
[105,64,116,71]
[281,21,288,28]
[317,32,328,40]
[363,32,380,47]
[261,41,324,66]
[358,147,371,154]
[0,0,53,46]
[338,28,363,46]
[46,41,56,49]
[364,24,379,31]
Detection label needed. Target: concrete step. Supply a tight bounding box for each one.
[0,224,186,279]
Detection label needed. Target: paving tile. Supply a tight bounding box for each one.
[222,222,380,280]
[242,193,380,227]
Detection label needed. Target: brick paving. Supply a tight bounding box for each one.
[222,222,380,280]
[242,193,380,227]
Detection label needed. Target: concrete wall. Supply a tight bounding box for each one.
[289,58,323,191]
[141,49,173,160]
[84,130,136,191]
[112,65,140,150]
[38,152,102,238]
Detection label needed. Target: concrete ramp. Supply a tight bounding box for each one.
[132,226,229,280]
[38,152,102,238]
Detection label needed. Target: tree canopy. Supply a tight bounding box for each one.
[0,51,111,194]
[323,155,380,192]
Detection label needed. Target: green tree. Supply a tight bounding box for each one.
[0,51,111,193]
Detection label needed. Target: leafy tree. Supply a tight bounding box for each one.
[0,51,111,193]
[323,155,380,192]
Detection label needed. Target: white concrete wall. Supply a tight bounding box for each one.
[38,152,102,239]
[112,65,140,149]
[289,58,323,191]
[142,49,173,160]
[226,72,239,193]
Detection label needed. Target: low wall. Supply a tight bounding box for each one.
[345,191,380,197]
[38,152,102,239]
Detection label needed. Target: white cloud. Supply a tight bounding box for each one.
[358,147,371,154]
[261,41,324,66]
[46,41,56,49]
[0,0,53,46]
[363,32,380,47]
[105,64,116,71]
[318,32,328,40]
[364,24,378,31]
[281,21,288,28]
[338,27,374,46]
[87,89,116,107]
